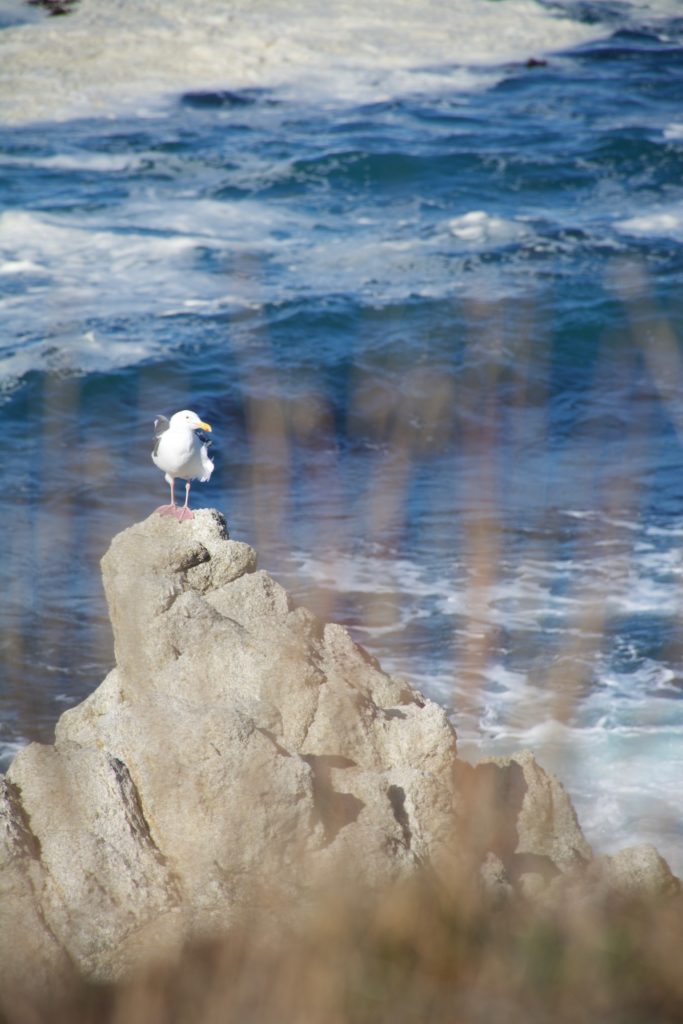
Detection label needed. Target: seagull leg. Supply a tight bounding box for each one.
[155,478,178,517]
[175,481,195,522]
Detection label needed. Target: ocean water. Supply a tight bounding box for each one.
[1,0,683,870]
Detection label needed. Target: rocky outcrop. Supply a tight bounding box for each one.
[0,510,678,992]
[456,749,593,895]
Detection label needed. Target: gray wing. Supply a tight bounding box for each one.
[153,415,170,457]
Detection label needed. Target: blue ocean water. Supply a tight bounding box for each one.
[1,0,683,867]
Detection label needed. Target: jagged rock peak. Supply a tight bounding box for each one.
[1,511,461,984]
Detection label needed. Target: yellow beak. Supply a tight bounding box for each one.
[198,421,212,432]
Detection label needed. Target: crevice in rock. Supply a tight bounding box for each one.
[108,757,166,867]
[1,778,42,860]
[108,757,183,904]
[298,676,324,749]
[387,785,412,850]
[305,755,357,770]
[303,755,363,847]
[175,546,212,574]
[256,728,291,758]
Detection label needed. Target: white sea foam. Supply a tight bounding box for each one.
[20,198,516,326]
[446,211,531,247]
[616,204,683,242]
[294,548,458,605]
[645,521,683,538]
[0,190,536,384]
[0,151,152,173]
[0,206,238,304]
[0,258,45,275]
[0,0,604,125]
[0,206,238,384]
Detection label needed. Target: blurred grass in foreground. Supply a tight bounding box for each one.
[3,867,683,1024]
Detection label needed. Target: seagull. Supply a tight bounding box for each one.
[152,410,214,522]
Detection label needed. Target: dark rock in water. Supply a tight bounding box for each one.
[0,509,678,993]
[27,0,79,16]
[181,89,266,109]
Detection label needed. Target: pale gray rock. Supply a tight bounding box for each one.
[503,748,592,871]
[6,742,178,979]
[596,843,680,898]
[22,509,461,981]
[0,508,677,996]
[0,778,76,996]
[455,748,592,885]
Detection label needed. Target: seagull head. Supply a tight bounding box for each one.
[170,409,212,433]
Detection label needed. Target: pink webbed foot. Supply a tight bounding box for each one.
[174,506,195,522]
[155,504,178,517]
